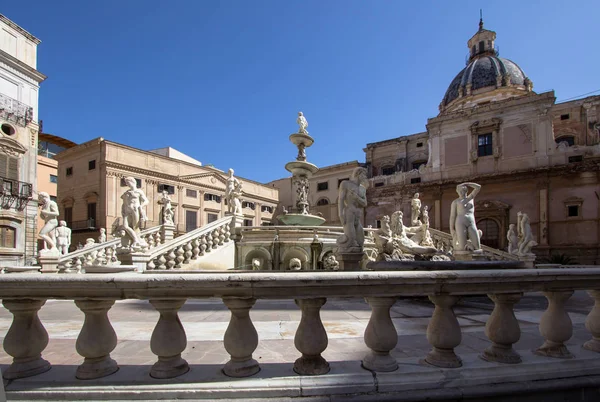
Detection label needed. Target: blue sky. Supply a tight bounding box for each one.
[3,1,599,182]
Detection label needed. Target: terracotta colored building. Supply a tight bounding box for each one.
[364,21,600,263]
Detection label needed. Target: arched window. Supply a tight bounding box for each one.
[316,198,329,206]
[381,166,395,176]
[555,136,575,147]
[478,219,499,249]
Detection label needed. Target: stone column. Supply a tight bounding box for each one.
[294,298,330,375]
[538,187,548,246]
[584,290,600,352]
[149,299,189,379]
[362,297,398,372]
[434,199,441,230]
[481,293,522,364]
[2,299,51,379]
[534,291,574,358]
[74,299,119,379]
[425,294,462,368]
[222,297,260,377]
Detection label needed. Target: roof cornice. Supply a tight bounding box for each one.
[0,49,46,83]
[0,14,41,44]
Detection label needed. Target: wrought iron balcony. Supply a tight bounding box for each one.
[0,177,32,210]
[0,93,34,127]
[71,218,96,231]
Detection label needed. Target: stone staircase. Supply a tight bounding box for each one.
[429,228,520,261]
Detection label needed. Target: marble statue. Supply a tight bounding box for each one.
[517,212,537,256]
[55,220,71,255]
[337,167,368,253]
[422,205,430,227]
[289,257,302,271]
[225,169,243,215]
[252,258,261,270]
[294,177,310,214]
[38,192,60,254]
[98,228,107,244]
[507,224,518,255]
[83,238,96,248]
[160,190,175,225]
[389,211,438,256]
[297,143,306,161]
[411,193,421,226]
[449,182,482,252]
[323,254,340,270]
[120,176,149,250]
[296,111,308,134]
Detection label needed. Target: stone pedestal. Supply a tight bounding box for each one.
[453,250,472,261]
[336,252,364,271]
[116,250,148,272]
[229,214,244,229]
[38,254,60,273]
[160,224,176,243]
[518,255,536,268]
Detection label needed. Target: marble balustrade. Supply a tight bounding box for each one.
[1,268,600,381]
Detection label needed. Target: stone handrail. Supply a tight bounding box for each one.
[429,228,519,261]
[57,225,164,272]
[144,215,233,270]
[1,267,600,391]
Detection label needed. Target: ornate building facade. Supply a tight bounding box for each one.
[55,138,279,248]
[0,14,46,265]
[365,20,600,263]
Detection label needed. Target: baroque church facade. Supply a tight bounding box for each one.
[364,20,600,263]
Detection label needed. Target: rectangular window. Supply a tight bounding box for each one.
[50,174,58,183]
[158,184,175,194]
[317,182,328,191]
[207,213,219,224]
[374,182,384,187]
[338,178,349,187]
[66,167,73,176]
[477,133,493,157]
[64,207,73,227]
[567,205,579,217]
[242,201,255,210]
[479,40,484,52]
[381,166,395,176]
[120,177,142,188]
[560,114,570,120]
[204,193,222,203]
[416,142,423,148]
[376,220,382,229]
[261,205,273,213]
[186,189,197,198]
[0,226,16,248]
[87,203,96,227]
[185,210,197,232]
[50,195,57,203]
[88,160,96,170]
[568,155,583,163]
[244,219,253,227]
[410,177,421,184]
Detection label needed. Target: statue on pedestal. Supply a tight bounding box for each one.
[294,177,310,214]
[38,192,60,255]
[507,224,518,255]
[337,167,368,253]
[55,220,71,255]
[411,193,422,226]
[517,212,537,256]
[296,111,308,134]
[120,176,149,250]
[98,228,107,244]
[225,169,243,216]
[159,190,175,225]
[449,182,482,251]
[323,254,340,270]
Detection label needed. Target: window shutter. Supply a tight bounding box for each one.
[0,154,7,178]
[7,157,18,180]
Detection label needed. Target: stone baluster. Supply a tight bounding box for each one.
[183,242,192,264]
[146,233,155,249]
[294,298,329,375]
[157,254,167,270]
[166,249,177,270]
[362,297,398,372]
[147,258,156,270]
[200,235,207,255]
[224,223,231,242]
[212,229,219,249]
[534,291,574,358]
[425,294,462,368]
[191,238,200,259]
[218,226,225,245]
[154,231,162,245]
[174,246,184,268]
[74,257,83,273]
[222,297,260,377]
[149,299,189,379]
[2,299,51,379]
[584,290,600,352]
[74,299,119,379]
[481,293,522,364]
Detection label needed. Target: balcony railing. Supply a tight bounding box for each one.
[0,93,33,127]
[0,178,32,199]
[1,267,600,400]
[71,218,96,230]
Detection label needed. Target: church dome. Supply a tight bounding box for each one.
[439,19,533,114]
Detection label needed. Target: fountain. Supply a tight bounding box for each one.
[277,112,326,226]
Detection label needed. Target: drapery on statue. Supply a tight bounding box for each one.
[507,224,518,255]
[159,190,175,225]
[55,220,72,255]
[225,168,243,215]
[121,176,149,249]
[296,111,308,134]
[449,182,482,252]
[38,191,60,254]
[411,193,421,226]
[337,167,368,253]
[517,211,537,256]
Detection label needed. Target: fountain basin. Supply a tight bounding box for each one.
[367,260,526,271]
[285,161,319,176]
[277,213,326,226]
[289,133,314,148]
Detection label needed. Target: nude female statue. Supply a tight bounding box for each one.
[121,176,149,248]
[38,191,60,253]
[411,193,421,226]
[337,167,368,253]
[449,182,482,251]
[517,211,537,256]
[506,224,518,255]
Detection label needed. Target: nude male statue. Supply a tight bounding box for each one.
[38,192,60,253]
[55,220,71,255]
[337,167,368,253]
[225,169,243,215]
[449,182,482,251]
[121,176,149,248]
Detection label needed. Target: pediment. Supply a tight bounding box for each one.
[184,172,228,188]
[0,136,27,157]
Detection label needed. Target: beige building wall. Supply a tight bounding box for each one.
[36,154,57,233]
[56,138,279,248]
